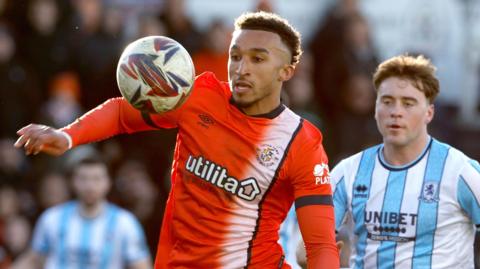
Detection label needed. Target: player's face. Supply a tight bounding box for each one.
[228,29,294,115]
[375,77,434,148]
[72,163,111,206]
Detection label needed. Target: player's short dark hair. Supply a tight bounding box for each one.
[68,155,109,179]
[373,55,440,103]
[234,11,302,66]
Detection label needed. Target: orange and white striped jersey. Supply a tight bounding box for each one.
[63,72,338,268]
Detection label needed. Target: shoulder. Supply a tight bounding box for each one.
[37,201,77,226]
[331,145,380,182]
[291,117,323,147]
[106,204,143,230]
[193,71,230,96]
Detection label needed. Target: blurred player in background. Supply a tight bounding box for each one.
[14,11,339,268]
[330,55,480,268]
[12,155,152,269]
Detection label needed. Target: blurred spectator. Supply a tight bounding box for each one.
[38,71,83,128]
[36,172,71,211]
[158,0,202,54]
[309,2,379,163]
[12,155,152,269]
[282,51,323,130]
[310,0,378,119]
[21,0,71,98]
[0,138,28,188]
[114,159,162,254]
[66,0,123,110]
[0,23,41,137]
[3,215,31,260]
[192,19,231,81]
[254,0,274,13]
[136,12,167,38]
[0,186,20,222]
[330,71,380,163]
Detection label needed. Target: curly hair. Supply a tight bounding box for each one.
[234,11,302,66]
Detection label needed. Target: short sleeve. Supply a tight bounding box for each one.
[457,159,480,227]
[331,161,349,228]
[120,212,151,264]
[31,212,51,255]
[285,121,333,209]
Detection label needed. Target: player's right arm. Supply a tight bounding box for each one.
[11,249,46,269]
[14,97,177,155]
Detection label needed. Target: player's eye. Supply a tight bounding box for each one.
[252,56,264,63]
[230,54,241,61]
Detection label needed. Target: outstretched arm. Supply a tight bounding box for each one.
[14,98,162,155]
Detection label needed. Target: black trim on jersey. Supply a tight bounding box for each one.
[244,118,304,268]
[476,224,480,229]
[377,138,433,171]
[141,111,162,129]
[295,195,333,210]
[229,97,285,119]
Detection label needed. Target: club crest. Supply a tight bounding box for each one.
[419,181,439,203]
[256,144,280,167]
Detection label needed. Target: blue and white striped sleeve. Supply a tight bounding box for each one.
[31,211,51,255]
[120,212,151,264]
[457,159,480,229]
[331,161,349,229]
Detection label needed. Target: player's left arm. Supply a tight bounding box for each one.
[287,124,339,268]
[457,159,480,227]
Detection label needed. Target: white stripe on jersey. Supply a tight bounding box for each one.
[221,107,302,268]
[31,201,150,269]
[332,139,480,269]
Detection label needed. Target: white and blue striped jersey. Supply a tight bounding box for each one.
[31,201,150,269]
[279,206,302,269]
[332,138,480,269]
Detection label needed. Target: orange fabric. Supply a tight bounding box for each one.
[192,51,229,82]
[297,205,339,268]
[62,72,338,268]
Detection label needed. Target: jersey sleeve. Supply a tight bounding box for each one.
[120,212,151,264]
[61,97,179,147]
[331,160,349,229]
[457,159,480,227]
[285,121,339,268]
[31,212,51,255]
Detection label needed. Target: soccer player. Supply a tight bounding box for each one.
[332,55,480,268]
[12,156,152,269]
[14,12,339,268]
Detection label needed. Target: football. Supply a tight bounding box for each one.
[116,36,195,113]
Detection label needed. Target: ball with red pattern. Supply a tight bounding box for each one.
[116,36,195,113]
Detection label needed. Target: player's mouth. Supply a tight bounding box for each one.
[387,123,403,131]
[233,80,253,93]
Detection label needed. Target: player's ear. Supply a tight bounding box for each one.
[278,64,295,82]
[425,103,434,124]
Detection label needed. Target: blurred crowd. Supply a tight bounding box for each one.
[0,0,479,267]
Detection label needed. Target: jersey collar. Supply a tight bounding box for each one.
[378,137,433,171]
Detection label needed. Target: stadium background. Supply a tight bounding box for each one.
[0,0,479,267]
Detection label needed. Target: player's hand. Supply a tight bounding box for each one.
[337,240,344,253]
[14,124,70,156]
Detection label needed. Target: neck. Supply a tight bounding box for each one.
[79,201,105,218]
[383,134,430,166]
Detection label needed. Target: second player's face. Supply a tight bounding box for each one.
[72,163,111,207]
[375,77,434,148]
[228,29,292,115]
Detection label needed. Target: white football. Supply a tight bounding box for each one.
[116,36,195,113]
